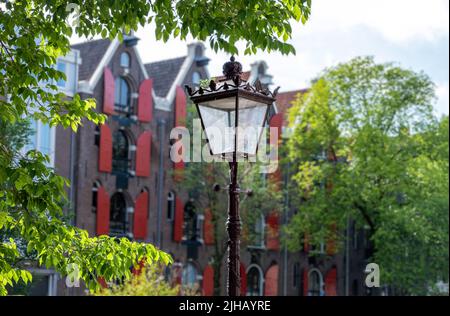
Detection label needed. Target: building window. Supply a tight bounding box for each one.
[183,199,198,242]
[192,72,201,87]
[167,191,175,221]
[308,270,323,296]
[195,45,203,57]
[258,63,265,76]
[94,125,100,146]
[91,181,100,213]
[24,119,55,167]
[55,51,79,94]
[112,130,129,173]
[120,52,130,68]
[56,61,66,88]
[246,265,264,296]
[8,269,58,296]
[248,214,265,248]
[196,214,204,244]
[182,262,198,288]
[110,192,128,236]
[319,242,325,254]
[114,77,130,112]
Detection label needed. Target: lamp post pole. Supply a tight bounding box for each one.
[227,158,240,296]
[185,56,279,297]
[226,58,242,297]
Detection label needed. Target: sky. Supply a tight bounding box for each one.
[72,0,450,116]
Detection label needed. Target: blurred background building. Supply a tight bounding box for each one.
[23,35,374,296]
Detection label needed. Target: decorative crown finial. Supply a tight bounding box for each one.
[223,56,242,80]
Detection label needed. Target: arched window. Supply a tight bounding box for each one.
[120,52,130,68]
[182,262,198,288]
[110,192,128,235]
[308,269,323,296]
[114,77,130,111]
[112,130,129,173]
[167,191,175,221]
[192,72,201,87]
[246,265,264,296]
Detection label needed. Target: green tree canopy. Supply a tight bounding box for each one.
[0,0,311,295]
[285,56,449,295]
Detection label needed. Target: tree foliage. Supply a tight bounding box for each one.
[0,0,310,295]
[285,56,448,295]
[94,265,180,296]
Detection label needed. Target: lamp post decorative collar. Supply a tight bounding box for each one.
[185,57,280,101]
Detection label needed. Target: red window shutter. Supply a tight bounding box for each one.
[304,233,310,253]
[136,131,152,177]
[98,124,112,173]
[325,268,337,296]
[98,277,108,288]
[303,269,309,296]
[133,190,149,240]
[266,212,280,251]
[203,208,214,245]
[175,86,187,127]
[240,263,247,296]
[173,197,184,242]
[138,79,153,122]
[269,113,283,187]
[264,264,279,296]
[173,161,185,182]
[202,265,214,296]
[132,259,146,276]
[326,223,337,255]
[96,186,110,236]
[103,67,115,115]
[174,264,183,286]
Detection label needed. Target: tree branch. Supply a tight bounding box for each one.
[354,201,375,233]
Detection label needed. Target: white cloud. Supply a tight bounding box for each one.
[305,0,449,43]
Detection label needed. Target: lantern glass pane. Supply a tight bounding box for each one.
[198,96,269,157]
[237,99,268,156]
[198,104,235,155]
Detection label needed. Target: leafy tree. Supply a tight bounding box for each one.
[94,265,180,296]
[0,118,33,154]
[285,57,449,295]
[176,105,282,295]
[0,0,311,295]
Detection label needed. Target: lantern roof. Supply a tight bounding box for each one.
[185,57,280,105]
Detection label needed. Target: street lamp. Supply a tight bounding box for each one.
[185,57,279,296]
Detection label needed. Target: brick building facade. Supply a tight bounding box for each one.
[27,36,371,296]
